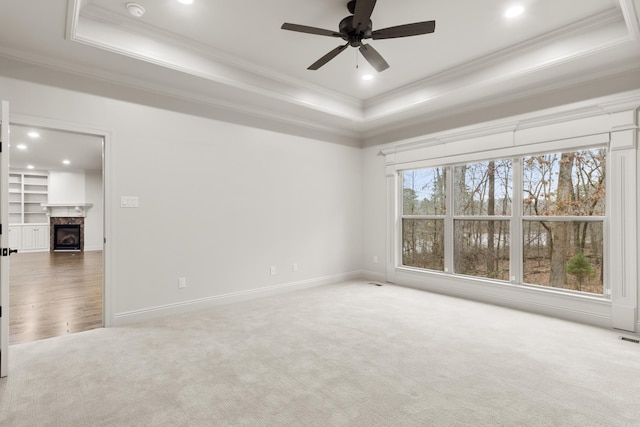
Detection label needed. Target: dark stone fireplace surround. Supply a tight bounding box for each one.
[50,217,85,252]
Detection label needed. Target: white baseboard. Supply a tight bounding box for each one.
[114,271,363,326]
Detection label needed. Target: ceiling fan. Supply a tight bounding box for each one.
[281,0,436,72]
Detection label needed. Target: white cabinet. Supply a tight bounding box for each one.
[21,225,49,252]
[9,226,22,251]
[35,226,49,250]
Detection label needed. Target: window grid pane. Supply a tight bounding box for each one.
[454,160,512,216]
[402,219,445,271]
[523,220,604,295]
[454,220,510,280]
[522,149,606,216]
[402,168,446,216]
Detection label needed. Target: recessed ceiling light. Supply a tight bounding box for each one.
[27,131,40,138]
[126,2,146,17]
[17,144,27,150]
[362,74,374,81]
[63,160,71,165]
[27,165,34,170]
[505,5,524,18]
[177,0,193,4]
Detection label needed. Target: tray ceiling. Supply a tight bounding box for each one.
[0,0,639,145]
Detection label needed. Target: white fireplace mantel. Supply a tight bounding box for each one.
[41,203,93,218]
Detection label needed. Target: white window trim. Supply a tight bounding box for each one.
[381,91,639,332]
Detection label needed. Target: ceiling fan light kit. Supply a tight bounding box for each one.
[281,0,435,72]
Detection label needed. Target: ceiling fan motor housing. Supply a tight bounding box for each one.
[339,16,373,46]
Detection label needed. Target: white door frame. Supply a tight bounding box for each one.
[11,113,114,328]
[1,100,10,377]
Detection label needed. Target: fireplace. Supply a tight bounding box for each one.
[54,224,81,251]
[50,217,84,252]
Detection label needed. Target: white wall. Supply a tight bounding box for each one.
[49,170,103,251]
[361,146,387,282]
[49,171,85,203]
[0,76,363,322]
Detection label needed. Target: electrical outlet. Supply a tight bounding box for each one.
[292,263,298,272]
[178,277,186,288]
[270,266,277,275]
[373,256,378,264]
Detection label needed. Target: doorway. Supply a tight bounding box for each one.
[8,124,104,344]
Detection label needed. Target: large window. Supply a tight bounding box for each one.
[400,147,606,295]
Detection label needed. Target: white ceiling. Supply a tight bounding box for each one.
[10,125,103,172]
[0,0,639,146]
[80,0,620,99]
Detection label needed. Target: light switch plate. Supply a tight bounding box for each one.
[121,196,139,208]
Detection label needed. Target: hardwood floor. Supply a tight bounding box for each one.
[9,251,103,345]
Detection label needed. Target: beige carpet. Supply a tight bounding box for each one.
[1,281,639,426]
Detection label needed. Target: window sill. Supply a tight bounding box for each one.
[396,265,610,302]
[393,266,612,328]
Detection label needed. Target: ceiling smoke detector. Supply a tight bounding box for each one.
[126,3,146,18]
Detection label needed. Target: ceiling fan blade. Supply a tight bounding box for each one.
[371,21,436,39]
[359,44,389,72]
[281,23,342,38]
[352,0,377,32]
[308,43,350,70]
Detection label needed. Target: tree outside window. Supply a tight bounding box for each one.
[522,149,605,294]
[454,160,512,280]
[402,168,446,271]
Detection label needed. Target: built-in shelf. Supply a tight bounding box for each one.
[9,171,50,252]
[9,172,48,225]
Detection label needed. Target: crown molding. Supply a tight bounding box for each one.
[368,7,623,104]
[68,1,364,122]
[620,0,640,39]
[378,89,640,156]
[363,7,630,121]
[362,57,640,145]
[78,2,363,109]
[0,49,363,146]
